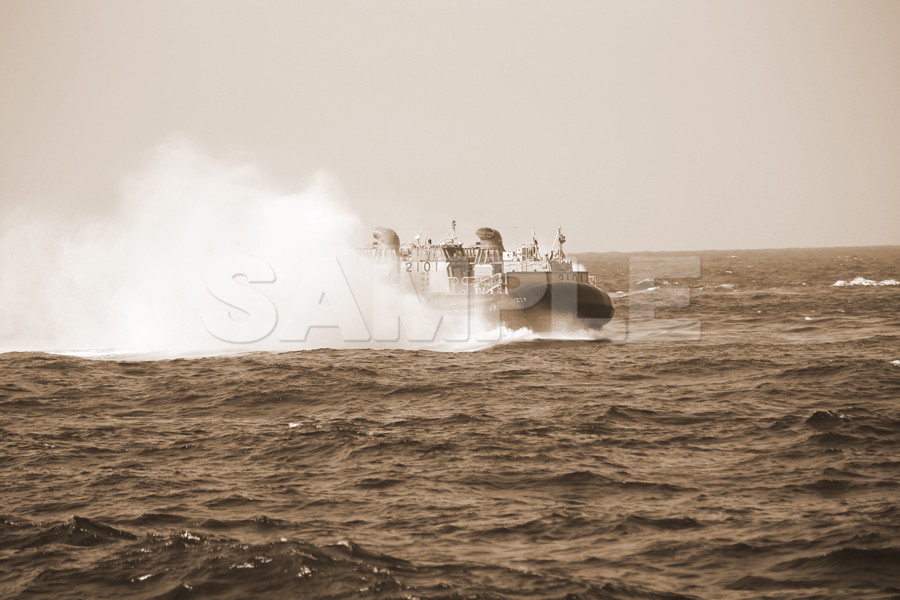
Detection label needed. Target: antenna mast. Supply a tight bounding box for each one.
[443,219,459,244]
[550,227,567,260]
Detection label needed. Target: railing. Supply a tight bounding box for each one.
[461,273,504,294]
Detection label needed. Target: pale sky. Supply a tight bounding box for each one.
[1,0,899,252]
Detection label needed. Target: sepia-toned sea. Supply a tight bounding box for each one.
[2,245,899,600]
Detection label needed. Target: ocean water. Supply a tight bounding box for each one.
[1,246,899,600]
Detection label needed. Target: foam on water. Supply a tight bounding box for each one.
[832,277,899,286]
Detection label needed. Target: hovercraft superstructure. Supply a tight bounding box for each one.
[368,221,615,333]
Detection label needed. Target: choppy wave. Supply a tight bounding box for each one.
[2,246,900,599]
[0,515,705,600]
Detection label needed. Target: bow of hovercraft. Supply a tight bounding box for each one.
[505,280,615,333]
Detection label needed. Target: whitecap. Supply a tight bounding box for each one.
[832,277,900,287]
